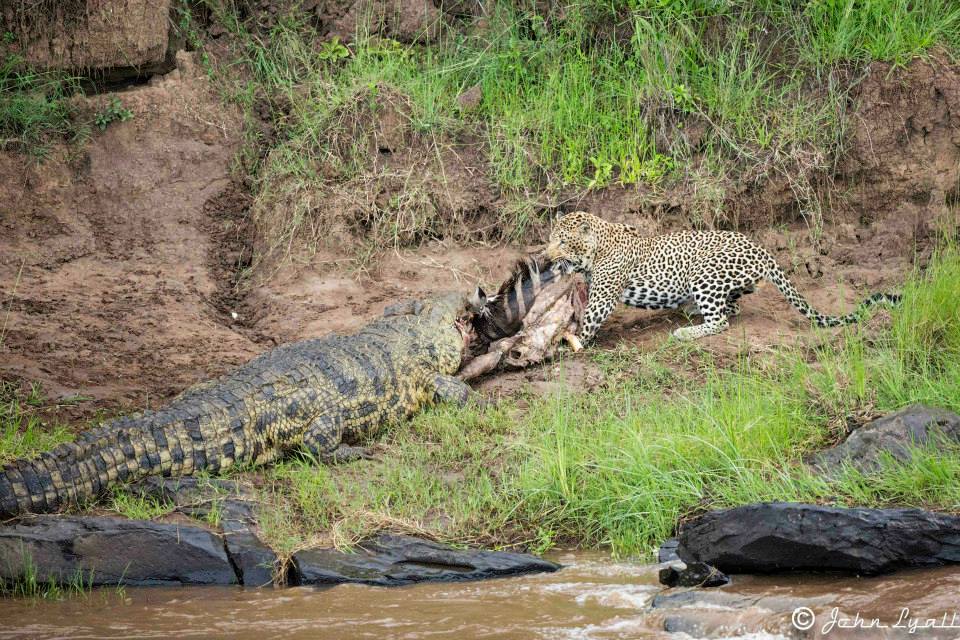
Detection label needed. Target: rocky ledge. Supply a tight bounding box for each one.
[294,534,560,586]
[677,502,960,575]
[810,404,960,476]
[0,478,559,589]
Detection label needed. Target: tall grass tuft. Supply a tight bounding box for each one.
[0,53,83,159]
[0,382,74,464]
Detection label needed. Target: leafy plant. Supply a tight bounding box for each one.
[317,36,350,62]
[94,97,133,130]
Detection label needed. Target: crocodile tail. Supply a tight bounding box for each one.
[0,450,90,517]
[766,261,901,327]
[0,414,175,518]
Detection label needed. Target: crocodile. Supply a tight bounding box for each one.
[0,293,475,518]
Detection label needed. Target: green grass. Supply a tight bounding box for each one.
[801,0,960,66]
[0,52,84,159]
[0,382,74,464]
[211,0,960,189]
[257,245,960,558]
[194,0,959,270]
[0,544,99,599]
[106,487,175,520]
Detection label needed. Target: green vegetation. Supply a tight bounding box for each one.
[106,487,174,520]
[93,97,133,131]
[259,245,960,558]
[0,43,134,159]
[0,382,74,465]
[0,547,95,599]
[803,0,960,65]
[0,52,83,159]
[188,0,958,268]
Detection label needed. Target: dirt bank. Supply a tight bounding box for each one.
[2,0,179,82]
[0,52,259,415]
[1,49,958,422]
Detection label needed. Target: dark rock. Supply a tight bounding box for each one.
[220,500,278,588]
[652,589,831,638]
[657,537,680,563]
[0,516,237,586]
[128,476,239,511]
[810,404,960,475]
[651,588,831,612]
[659,561,729,588]
[678,502,960,575]
[129,478,279,587]
[662,615,706,636]
[293,534,560,586]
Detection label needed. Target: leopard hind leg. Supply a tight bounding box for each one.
[725,282,756,317]
[672,288,730,340]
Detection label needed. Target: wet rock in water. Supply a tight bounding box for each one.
[678,502,960,575]
[293,534,560,586]
[129,476,279,587]
[659,562,729,588]
[810,404,960,476]
[0,516,236,586]
[652,589,833,638]
[219,500,279,588]
[657,537,680,563]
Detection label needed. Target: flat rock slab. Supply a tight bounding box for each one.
[810,404,960,476]
[0,515,237,587]
[293,534,560,586]
[219,500,278,588]
[678,502,960,575]
[129,477,279,587]
[651,589,834,638]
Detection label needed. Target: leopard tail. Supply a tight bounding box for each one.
[765,261,901,328]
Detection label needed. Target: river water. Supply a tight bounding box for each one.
[1,553,959,639]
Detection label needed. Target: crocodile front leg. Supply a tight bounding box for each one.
[432,374,475,407]
[297,414,368,464]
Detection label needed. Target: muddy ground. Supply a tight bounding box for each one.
[1,50,958,424]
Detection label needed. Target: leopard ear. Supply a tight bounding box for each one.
[579,221,592,234]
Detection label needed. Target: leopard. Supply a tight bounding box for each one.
[544,211,901,343]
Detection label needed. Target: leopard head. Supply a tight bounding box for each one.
[544,211,601,275]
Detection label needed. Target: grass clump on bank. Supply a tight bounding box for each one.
[0,382,74,464]
[0,52,83,160]
[192,0,960,271]
[0,548,95,599]
[258,245,960,558]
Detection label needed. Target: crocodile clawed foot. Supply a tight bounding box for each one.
[323,444,377,464]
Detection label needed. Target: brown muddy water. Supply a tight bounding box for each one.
[1,553,959,639]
